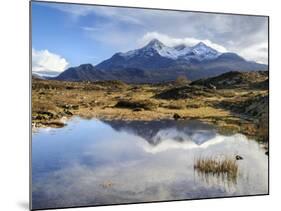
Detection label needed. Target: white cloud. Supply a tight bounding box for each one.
[47,4,95,17]
[138,32,228,52]
[238,42,268,64]
[32,48,69,73]
[139,32,268,64]
[50,4,144,25]
[81,26,102,32]
[41,2,268,64]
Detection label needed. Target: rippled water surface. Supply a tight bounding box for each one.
[32,118,268,209]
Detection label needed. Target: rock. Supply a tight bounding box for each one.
[36,115,46,120]
[235,155,243,160]
[173,113,181,120]
[81,103,90,108]
[62,104,79,110]
[64,109,73,116]
[34,111,55,120]
[45,121,66,128]
[37,111,54,117]
[72,105,79,110]
[62,104,72,109]
[133,108,143,112]
[65,86,74,90]
[56,112,64,118]
[208,83,217,90]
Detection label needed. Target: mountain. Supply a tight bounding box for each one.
[54,39,268,83]
[32,73,45,80]
[96,39,222,70]
[54,64,108,81]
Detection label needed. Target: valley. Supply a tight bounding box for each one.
[32,70,269,143]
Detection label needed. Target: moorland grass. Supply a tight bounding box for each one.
[194,156,238,179]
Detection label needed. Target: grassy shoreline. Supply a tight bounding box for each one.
[32,74,268,143]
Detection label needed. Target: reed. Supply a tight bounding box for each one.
[194,156,238,179]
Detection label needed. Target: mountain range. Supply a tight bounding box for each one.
[53,39,267,83]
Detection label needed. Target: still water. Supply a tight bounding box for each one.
[32,117,268,209]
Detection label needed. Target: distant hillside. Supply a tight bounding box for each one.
[54,64,108,81]
[191,71,268,89]
[155,71,268,100]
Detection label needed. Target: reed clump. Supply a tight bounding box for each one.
[194,157,238,178]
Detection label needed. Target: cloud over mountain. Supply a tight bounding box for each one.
[139,32,227,53]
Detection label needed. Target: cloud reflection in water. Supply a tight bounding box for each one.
[32,118,268,209]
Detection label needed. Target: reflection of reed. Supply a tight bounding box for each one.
[194,156,238,187]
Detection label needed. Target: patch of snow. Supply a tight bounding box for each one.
[118,39,221,61]
[119,50,138,58]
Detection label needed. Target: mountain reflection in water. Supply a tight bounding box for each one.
[32,118,268,210]
[103,119,216,146]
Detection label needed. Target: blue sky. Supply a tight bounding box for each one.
[32,2,117,67]
[31,1,268,76]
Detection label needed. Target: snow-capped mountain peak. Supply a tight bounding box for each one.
[193,41,208,48]
[192,42,218,54]
[119,39,221,61]
[119,39,178,59]
[142,39,179,59]
[145,38,165,48]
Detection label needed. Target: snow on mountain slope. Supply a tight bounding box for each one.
[118,39,221,61]
[119,39,179,59]
[187,42,221,61]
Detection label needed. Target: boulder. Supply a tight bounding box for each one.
[173,113,181,120]
[45,121,66,128]
[72,105,79,110]
[64,109,73,116]
[133,108,144,112]
[37,111,54,117]
[235,155,243,160]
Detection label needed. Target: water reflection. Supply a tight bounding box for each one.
[32,118,268,209]
[104,119,216,145]
[195,171,237,193]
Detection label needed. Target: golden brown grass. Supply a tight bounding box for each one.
[194,156,238,179]
[32,78,268,141]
